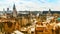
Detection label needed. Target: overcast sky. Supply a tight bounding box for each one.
[0,0,60,11]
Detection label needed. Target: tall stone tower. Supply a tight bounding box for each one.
[13,4,17,17]
[46,9,52,22]
[46,9,51,16]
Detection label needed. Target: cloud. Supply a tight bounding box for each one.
[0,0,60,11]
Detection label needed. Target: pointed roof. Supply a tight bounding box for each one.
[13,4,16,10]
[49,9,51,11]
[48,9,51,13]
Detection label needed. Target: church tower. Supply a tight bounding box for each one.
[48,9,51,14]
[46,9,52,22]
[46,9,51,16]
[13,4,17,17]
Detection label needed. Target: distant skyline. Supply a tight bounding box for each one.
[0,0,60,11]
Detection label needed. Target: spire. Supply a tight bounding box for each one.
[48,9,51,13]
[13,4,17,17]
[49,9,51,12]
[13,4,16,10]
[7,8,9,11]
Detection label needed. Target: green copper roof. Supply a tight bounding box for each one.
[57,17,60,21]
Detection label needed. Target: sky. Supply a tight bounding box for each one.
[0,0,60,11]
